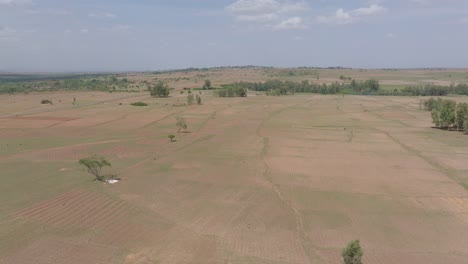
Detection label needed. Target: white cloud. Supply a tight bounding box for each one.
[109,24,131,33]
[0,27,16,36]
[26,8,70,15]
[318,8,354,24]
[317,4,386,25]
[89,12,116,19]
[0,26,20,42]
[80,28,89,34]
[386,33,396,38]
[236,13,278,22]
[0,0,32,6]
[226,0,308,30]
[274,17,306,30]
[352,4,386,16]
[460,18,468,24]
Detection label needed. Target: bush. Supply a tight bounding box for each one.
[342,240,363,264]
[150,81,170,97]
[41,99,53,105]
[196,94,202,105]
[176,116,187,132]
[130,102,148,106]
[187,94,194,105]
[168,134,175,142]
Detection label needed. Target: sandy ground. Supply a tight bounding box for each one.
[1,92,468,263]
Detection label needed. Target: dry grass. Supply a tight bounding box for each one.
[1,87,468,263]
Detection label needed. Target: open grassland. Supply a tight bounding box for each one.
[1,90,468,263]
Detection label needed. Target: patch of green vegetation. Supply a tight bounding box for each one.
[130,102,148,106]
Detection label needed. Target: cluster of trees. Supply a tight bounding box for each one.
[401,85,449,96]
[187,94,202,105]
[423,98,468,134]
[227,79,380,95]
[215,85,248,97]
[150,81,171,97]
[398,83,468,96]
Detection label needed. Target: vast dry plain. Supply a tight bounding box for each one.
[1,69,468,263]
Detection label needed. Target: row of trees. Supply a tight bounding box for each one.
[423,98,468,133]
[227,79,380,95]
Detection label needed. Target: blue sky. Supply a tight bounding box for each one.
[1,0,467,72]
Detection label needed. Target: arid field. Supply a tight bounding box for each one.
[1,69,468,263]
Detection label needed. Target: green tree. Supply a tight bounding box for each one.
[464,115,468,135]
[176,116,187,132]
[150,81,170,97]
[439,99,456,128]
[203,79,212,90]
[456,103,468,131]
[342,240,363,264]
[432,109,441,127]
[196,94,202,105]
[78,156,111,182]
[168,134,175,142]
[187,94,194,105]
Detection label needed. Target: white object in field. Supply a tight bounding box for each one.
[106,179,120,184]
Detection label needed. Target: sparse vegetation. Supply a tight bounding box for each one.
[196,94,202,105]
[342,240,363,264]
[78,156,112,182]
[187,94,194,105]
[41,99,53,105]
[130,102,148,106]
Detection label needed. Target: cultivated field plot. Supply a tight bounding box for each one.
[1,92,468,263]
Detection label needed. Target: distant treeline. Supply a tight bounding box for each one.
[223,79,380,96]
[0,76,133,94]
[423,98,468,134]
[220,80,468,96]
[0,73,115,83]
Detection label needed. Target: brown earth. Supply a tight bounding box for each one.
[1,91,468,263]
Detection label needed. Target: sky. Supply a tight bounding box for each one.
[0,0,468,72]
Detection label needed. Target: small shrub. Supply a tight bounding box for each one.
[342,240,363,264]
[176,116,187,132]
[168,134,175,142]
[187,94,194,105]
[196,94,202,105]
[130,102,148,106]
[41,99,53,105]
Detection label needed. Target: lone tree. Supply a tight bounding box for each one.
[168,134,175,142]
[176,116,187,132]
[150,81,170,97]
[78,156,111,182]
[203,79,212,90]
[342,240,363,264]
